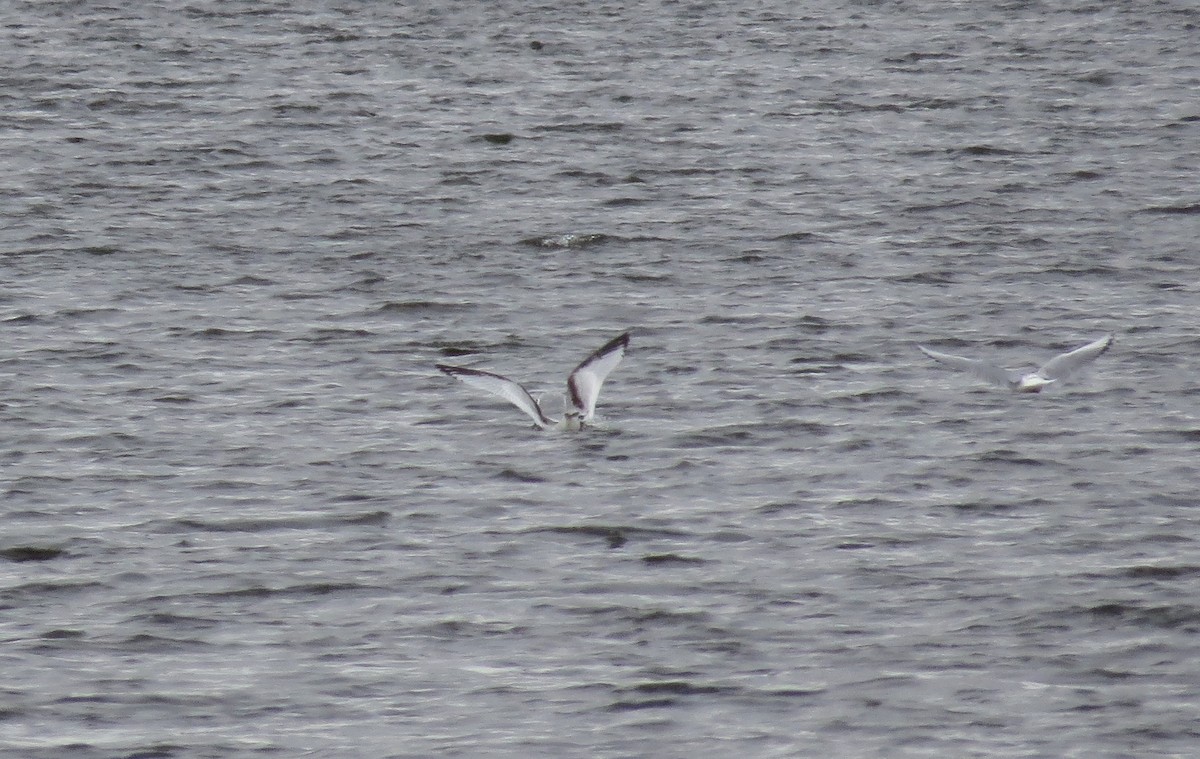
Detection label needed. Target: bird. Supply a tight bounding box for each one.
[916,333,1114,392]
[436,331,631,429]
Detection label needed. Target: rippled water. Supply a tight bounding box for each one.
[3,1,1199,757]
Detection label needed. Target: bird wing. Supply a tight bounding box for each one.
[1037,333,1114,380]
[917,344,1016,387]
[567,332,630,421]
[436,365,552,428]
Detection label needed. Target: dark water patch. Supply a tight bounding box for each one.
[956,144,1022,157]
[833,437,875,454]
[891,269,957,284]
[620,269,674,283]
[830,388,907,404]
[1115,444,1154,457]
[754,500,805,515]
[80,245,122,256]
[1138,203,1200,215]
[829,350,885,364]
[270,101,322,116]
[332,271,388,290]
[192,479,266,494]
[438,172,482,187]
[191,582,375,602]
[328,497,391,514]
[1,582,108,606]
[530,524,687,547]
[902,199,979,214]
[1149,428,1200,443]
[836,541,878,550]
[709,530,754,544]
[974,449,1048,466]
[750,686,823,700]
[1122,565,1200,580]
[2,313,39,325]
[796,314,834,332]
[375,300,470,315]
[172,282,220,294]
[907,97,966,110]
[884,51,959,64]
[416,618,528,639]
[627,608,712,626]
[188,327,283,340]
[641,553,707,566]
[624,680,729,696]
[606,697,677,711]
[832,496,900,510]
[495,468,546,484]
[226,275,276,287]
[726,250,770,264]
[1079,602,1200,631]
[115,633,215,653]
[127,612,221,630]
[550,168,620,185]
[768,333,816,350]
[151,394,195,404]
[533,121,625,134]
[532,521,633,545]
[58,307,123,322]
[152,510,389,533]
[772,231,825,243]
[565,604,711,628]
[1076,70,1117,86]
[435,341,491,358]
[823,98,905,114]
[773,419,833,438]
[672,425,756,447]
[479,132,514,145]
[62,430,142,446]
[698,313,763,325]
[1039,264,1121,278]
[123,745,185,759]
[0,546,66,562]
[944,501,1022,514]
[602,196,648,208]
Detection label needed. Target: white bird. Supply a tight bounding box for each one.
[437,332,631,429]
[917,333,1114,392]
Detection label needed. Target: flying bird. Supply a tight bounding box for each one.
[437,332,631,429]
[917,333,1114,392]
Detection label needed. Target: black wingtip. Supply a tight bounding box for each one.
[605,331,632,352]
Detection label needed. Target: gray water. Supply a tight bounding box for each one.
[2,1,1199,757]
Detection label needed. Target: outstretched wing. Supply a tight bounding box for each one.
[436,364,552,428]
[1037,333,1114,380]
[917,344,1016,387]
[567,332,630,421]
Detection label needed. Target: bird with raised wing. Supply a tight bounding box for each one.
[437,332,631,429]
[917,333,1114,392]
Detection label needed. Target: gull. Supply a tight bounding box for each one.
[917,333,1114,392]
[437,332,630,429]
